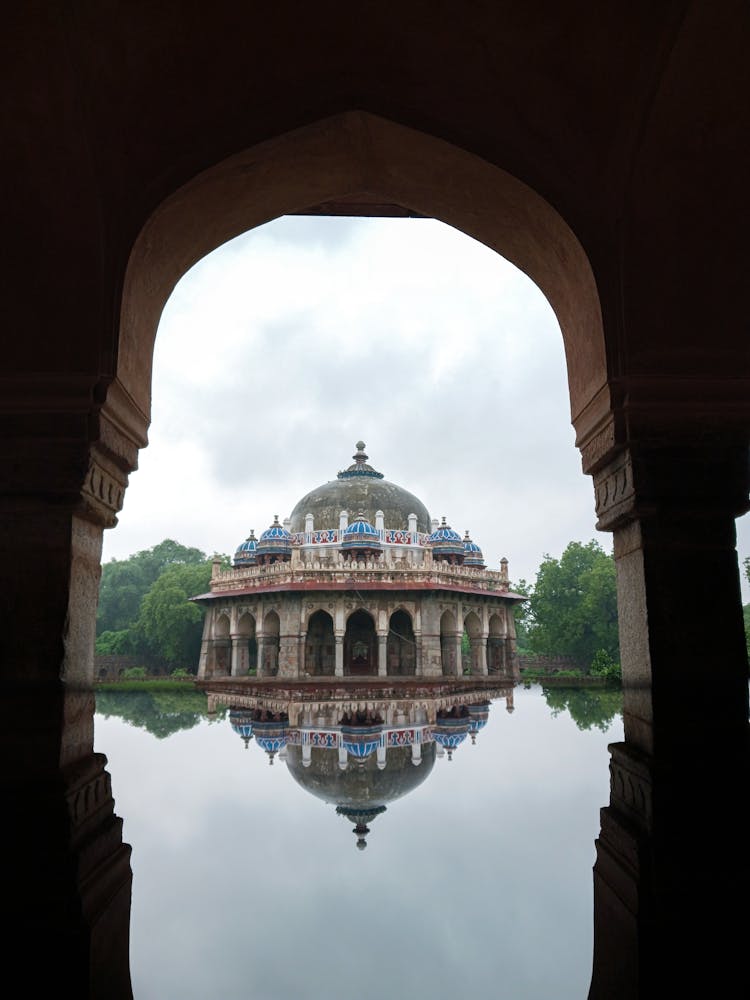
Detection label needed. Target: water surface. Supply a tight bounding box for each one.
[95,683,623,1000]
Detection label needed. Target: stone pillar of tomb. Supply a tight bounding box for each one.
[255,636,266,677]
[230,635,248,676]
[451,633,464,677]
[475,633,489,676]
[377,632,388,676]
[334,634,344,677]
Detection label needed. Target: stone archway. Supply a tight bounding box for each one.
[234,612,257,676]
[305,610,335,676]
[387,609,416,676]
[260,611,280,677]
[440,609,460,677]
[344,609,377,676]
[209,613,231,677]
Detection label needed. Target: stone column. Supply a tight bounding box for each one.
[334,634,344,677]
[452,633,463,677]
[414,632,423,676]
[377,633,388,676]
[230,635,247,676]
[585,439,750,998]
[255,636,266,677]
[476,633,488,676]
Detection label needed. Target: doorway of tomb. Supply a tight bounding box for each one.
[439,609,459,676]
[488,612,506,676]
[236,612,258,675]
[464,612,482,674]
[211,613,232,677]
[387,609,416,675]
[260,611,280,677]
[305,610,335,676]
[344,609,376,675]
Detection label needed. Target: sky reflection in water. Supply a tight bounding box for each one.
[94,684,623,1000]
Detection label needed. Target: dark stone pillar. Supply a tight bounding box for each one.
[0,381,145,998]
[587,440,750,998]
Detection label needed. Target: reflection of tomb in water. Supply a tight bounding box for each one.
[213,678,515,847]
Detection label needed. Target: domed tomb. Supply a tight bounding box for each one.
[289,442,431,533]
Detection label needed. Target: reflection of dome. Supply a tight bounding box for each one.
[432,715,471,759]
[252,719,288,764]
[467,701,491,742]
[289,442,431,533]
[255,516,292,562]
[335,805,387,850]
[462,531,485,568]
[233,530,258,567]
[341,514,382,557]
[428,517,465,562]
[286,742,436,815]
[340,724,384,759]
[229,709,255,748]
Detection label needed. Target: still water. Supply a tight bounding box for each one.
[94,682,623,1000]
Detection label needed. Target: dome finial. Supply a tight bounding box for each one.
[356,439,366,451]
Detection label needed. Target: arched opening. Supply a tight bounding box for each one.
[488,611,507,676]
[344,609,376,676]
[440,609,459,677]
[387,609,416,676]
[464,611,482,675]
[235,612,257,676]
[210,613,231,677]
[260,611,280,677]
[305,610,335,676]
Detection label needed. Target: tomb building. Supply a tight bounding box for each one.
[194,442,524,680]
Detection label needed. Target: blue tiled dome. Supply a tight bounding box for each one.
[233,530,258,567]
[341,512,382,553]
[229,709,255,747]
[428,517,465,561]
[255,515,292,561]
[463,530,486,568]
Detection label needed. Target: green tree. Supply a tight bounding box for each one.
[509,578,532,652]
[97,539,207,635]
[137,560,214,668]
[527,540,619,669]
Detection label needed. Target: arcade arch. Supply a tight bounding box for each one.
[387,609,416,676]
[344,609,377,676]
[305,610,335,676]
[260,611,280,677]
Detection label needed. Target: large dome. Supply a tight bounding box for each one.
[289,442,431,533]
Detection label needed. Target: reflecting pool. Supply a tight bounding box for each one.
[94,680,623,1000]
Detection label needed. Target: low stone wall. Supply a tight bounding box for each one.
[518,654,585,674]
[94,654,171,680]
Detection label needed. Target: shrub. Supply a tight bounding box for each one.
[121,666,148,680]
[590,648,622,683]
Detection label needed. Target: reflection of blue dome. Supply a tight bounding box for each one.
[233,530,258,567]
[432,716,470,759]
[341,725,383,759]
[229,709,255,747]
[463,531,485,568]
[341,513,382,554]
[256,516,292,561]
[252,719,288,763]
[428,517,465,561]
[467,701,490,741]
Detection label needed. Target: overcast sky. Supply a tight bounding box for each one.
[102,215,750,600]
